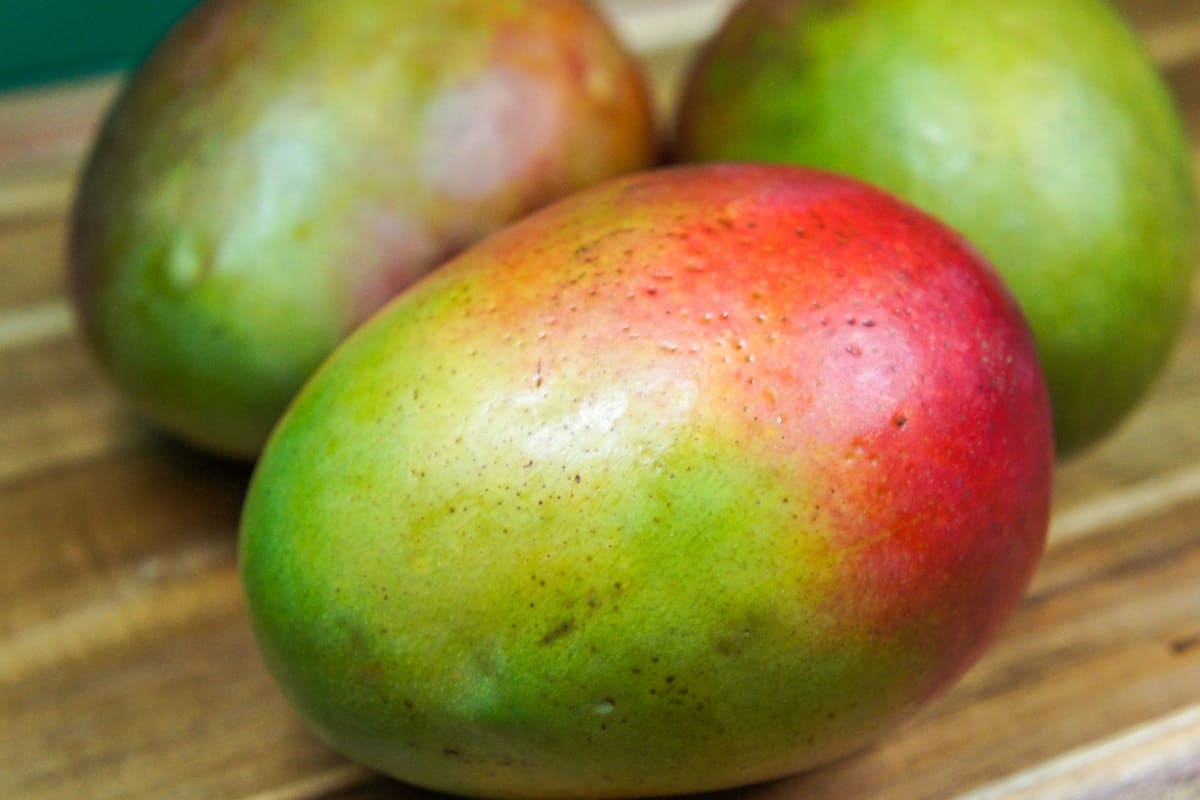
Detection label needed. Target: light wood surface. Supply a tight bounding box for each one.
[2,2,1199,798]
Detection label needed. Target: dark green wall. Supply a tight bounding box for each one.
[0,0,201,90]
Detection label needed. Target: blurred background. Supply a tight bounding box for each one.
[0,0,719,91]
[0,0,198,90]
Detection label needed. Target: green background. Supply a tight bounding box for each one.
[0,0,200,90]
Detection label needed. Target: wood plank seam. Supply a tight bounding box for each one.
[1146,16,1200,69]
[0,540,237,685]
[954,703,1200,800]
[232,765,375,800]
[0,299,72,353]
[1049,463,1200,546]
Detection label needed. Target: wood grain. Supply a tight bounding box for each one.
[2,2,1199,799]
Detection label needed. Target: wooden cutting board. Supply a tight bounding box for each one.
[2,2,1199,798]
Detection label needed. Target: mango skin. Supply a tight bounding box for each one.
[676,0,1198,457]
[69,0,654,459]
[240,165,1053,798]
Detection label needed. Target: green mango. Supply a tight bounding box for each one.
[70,0,654,458]
[676,0,1197,456]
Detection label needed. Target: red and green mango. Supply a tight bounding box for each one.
[240,165,1054,798]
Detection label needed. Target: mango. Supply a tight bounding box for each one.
[676,0,1197,456]
[240,165,1053,798]
[69,0,654,458]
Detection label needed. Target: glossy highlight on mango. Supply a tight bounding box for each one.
[70,0,655,458]
[240,165,1054,799]
[676,0,1197,456]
